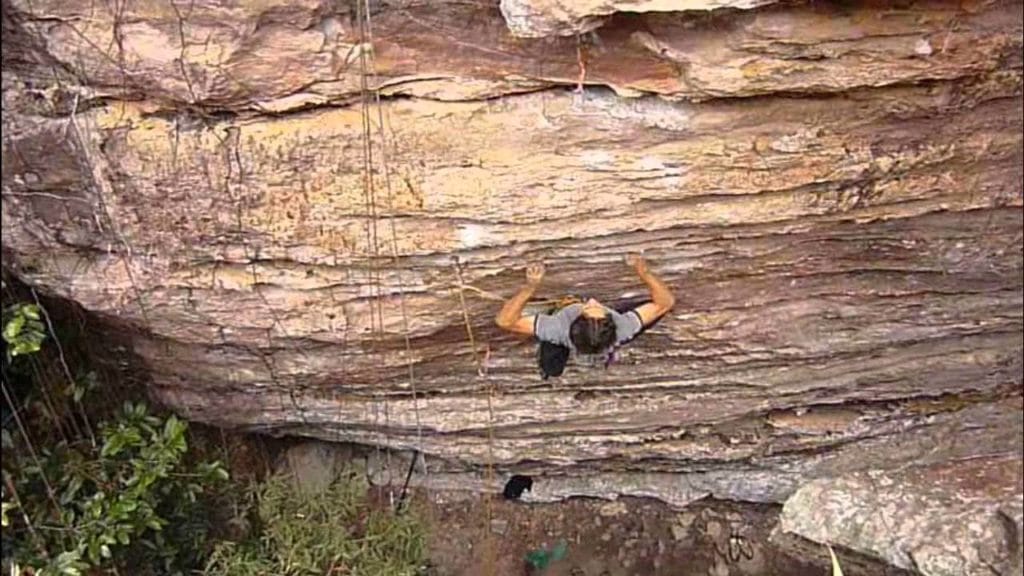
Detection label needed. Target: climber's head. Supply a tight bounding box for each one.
[580,297,607,320]
[570,298,616,354]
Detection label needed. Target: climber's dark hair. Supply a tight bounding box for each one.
[569,315,616,355]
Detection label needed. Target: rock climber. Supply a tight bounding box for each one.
[495,254,676,377]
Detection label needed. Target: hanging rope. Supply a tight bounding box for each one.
[359,0,431,506]
[1,281,78,554]
[0,50,157,555]
[2,468,48,559]
[31,288,96,447]
[355,0,396,502]
[0,381,61,516]
[452,256,497,576]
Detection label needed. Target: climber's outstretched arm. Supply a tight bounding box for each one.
[495,263,545,336]
[627,255,675,326]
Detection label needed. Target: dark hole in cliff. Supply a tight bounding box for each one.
[503,474,534,500]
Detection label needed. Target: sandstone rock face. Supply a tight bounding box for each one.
[499,0,777,38]
[781,456,1024,576]
[2,0,1022,571]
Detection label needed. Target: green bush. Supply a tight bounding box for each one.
[203,473,427,576]
[3,298,427,576]
[2,300,229,575]
[3,401,229,575]
[2,303,46,359]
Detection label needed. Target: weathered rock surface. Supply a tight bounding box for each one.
[781,455,1024,576]
[2,0,1022,571]
[4,0,1020,106]
[499,0,777,38]
[278,440,359,493]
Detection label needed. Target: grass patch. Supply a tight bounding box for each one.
[203,472,426,576]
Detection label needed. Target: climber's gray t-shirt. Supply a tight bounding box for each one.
[533,303,644,350]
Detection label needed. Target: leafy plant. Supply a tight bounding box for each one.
[1,499,14,527]
[2,303,46,359]
[3,295,428,576]
[4,400,230,575]
[69,370,99,404]
[203,473,427,576]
